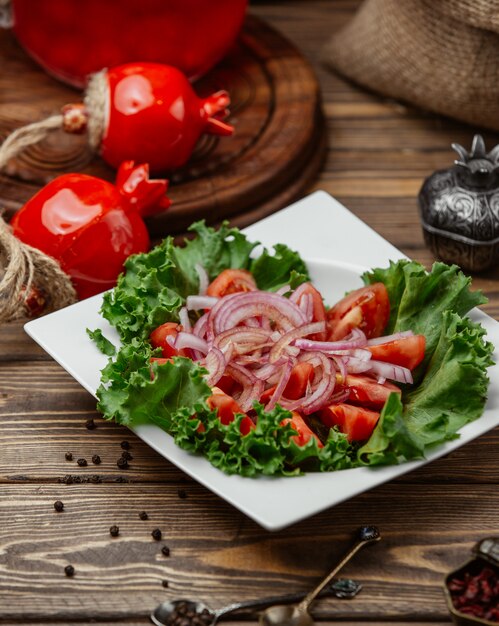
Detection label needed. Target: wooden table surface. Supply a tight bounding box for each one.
[1,1,498,624]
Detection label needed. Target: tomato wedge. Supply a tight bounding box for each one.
[206,387,243,425]
[260,362,314,404]
[282,412,323,447]
[216,375,238,396]
[344,374,401,410]
[150,322,187,358]
[207,387,255,435]
[368,335,426,370]
[293,283,327,340]
[206,268,256,298]
[327,283,390,340]
[319,404,380,442]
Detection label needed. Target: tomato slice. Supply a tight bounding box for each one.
[260,362,314,404]
[293,283,327,340]
[206,269,256,298]
[368,335,426,370]
[239,415,256,436]
[149,322,187,358]
[284,362,314,399]
[282,412,323,448]
[344,374,401,410]
[206,387,243,425]
[319,404,380,442]
[206,387,255,435]
[216,375,238,396]
[326,283,390,340]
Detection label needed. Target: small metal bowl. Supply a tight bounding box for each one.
[444,538,499,626]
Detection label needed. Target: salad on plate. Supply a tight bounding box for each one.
[91,222,493,476]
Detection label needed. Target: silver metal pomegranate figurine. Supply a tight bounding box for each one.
[418,135,499,272]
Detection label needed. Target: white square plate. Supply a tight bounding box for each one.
[25,191,499,531]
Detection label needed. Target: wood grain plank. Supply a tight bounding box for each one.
[0,483,495,620]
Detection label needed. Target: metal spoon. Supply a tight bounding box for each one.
[151,579,361,626]
[259,525,380,626]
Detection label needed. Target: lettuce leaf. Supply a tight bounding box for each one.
[97,341,211,430]
[86,328,116,356]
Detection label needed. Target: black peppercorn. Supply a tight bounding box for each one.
[161,545,170,557]
[85,418,96,430]
[77,458,87,467]
[120,441,130,450]
[151,528,162,541]
[91,454,101,465]
[117,457,128,469]
[54,500,64,512]
[64,564,75,577]
[162,579,169,588]
[177,489,187,499]
[65,452,73,461]
[109,525,120,537]
[121,450,133,461]
[139,511,148,521]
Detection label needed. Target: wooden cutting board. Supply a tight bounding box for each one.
[0,15,326,237]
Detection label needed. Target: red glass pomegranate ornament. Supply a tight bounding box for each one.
[0,62,234,175]
[10,161,171,300]
[5,0,247,88]
[95,62,234,172]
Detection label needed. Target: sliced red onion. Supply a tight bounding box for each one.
[252,357,291,379]
[178,306,192,333]
[174,332,209,354]
[244,317,261,328]
[343,356,372,374]
[300,293,314,322]
[369,360,413,384]
[193,312,209,339]
[327,388,350,405]
[203,347,226,386]
[213,327,272,351]
[195,263,209,296]
[226,363,264,412]
[265,360,294,412]
[212,291,306,334]
[294,328,367,352]
[285,345,300,357]
[205,292,244,343]
[377,376,387,385]
[330,348,372,361]
[186,295,219,311]
[366,330,414,346]
[269,322,326,363]
[275,284,291,296]
[289,282,311,304]
[332,355,347,381]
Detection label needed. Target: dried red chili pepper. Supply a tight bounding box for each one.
[448,562,499,623]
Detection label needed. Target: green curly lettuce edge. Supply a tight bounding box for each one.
[94,222,494,476]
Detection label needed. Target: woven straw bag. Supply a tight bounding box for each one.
[323,0,499,131]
